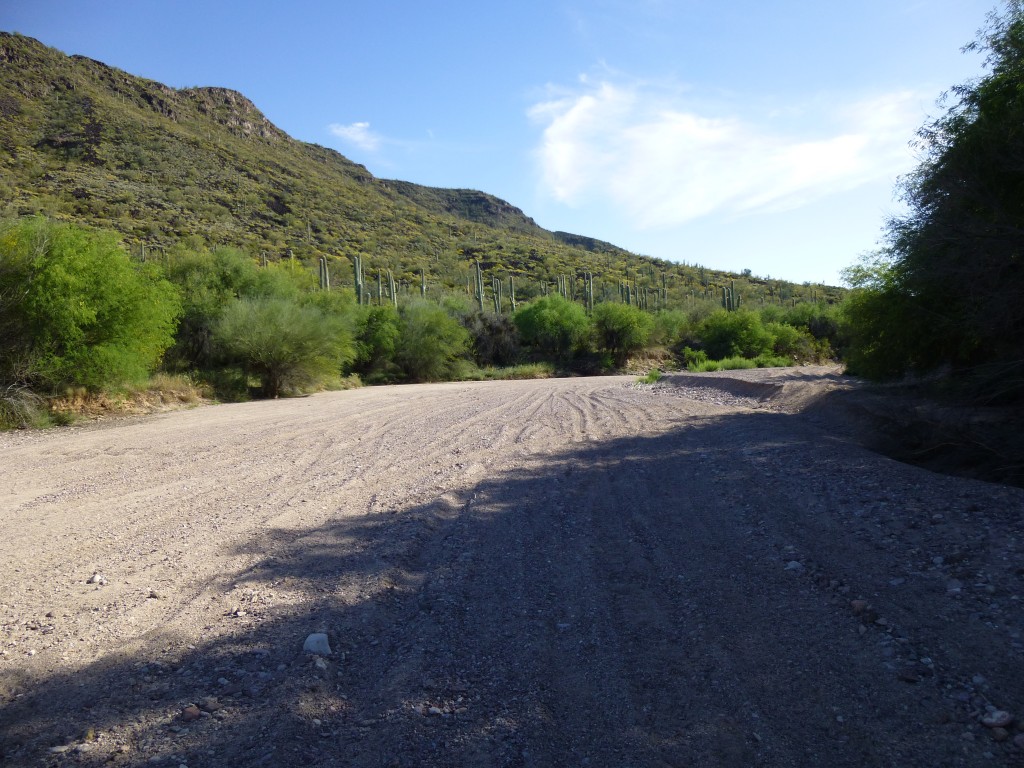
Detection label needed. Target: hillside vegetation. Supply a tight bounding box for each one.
[0,32,837,308]
[0,31,846,428]
[841,3,1024,405]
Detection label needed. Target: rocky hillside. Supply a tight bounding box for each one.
[0,32,839,303]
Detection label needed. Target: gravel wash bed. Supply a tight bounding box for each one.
[1,369,1022,767]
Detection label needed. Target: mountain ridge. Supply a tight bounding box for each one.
[0,31,840,302]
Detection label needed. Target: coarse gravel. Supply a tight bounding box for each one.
[1,367,1022,767]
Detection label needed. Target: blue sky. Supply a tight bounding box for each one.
[2,0,999,284]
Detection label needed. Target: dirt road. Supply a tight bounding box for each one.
[1,369,1023,767]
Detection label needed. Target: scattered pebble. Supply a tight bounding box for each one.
[198,696,221,713]
[303,633,332,655]
[981,710,1013,729]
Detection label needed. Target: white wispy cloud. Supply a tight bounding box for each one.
[328,121,382,151]
[528,79,925,228]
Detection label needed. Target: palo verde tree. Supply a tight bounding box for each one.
[213,297,354,398]
[513,294,591,360]
[592,302,653,366]
[0,217,181,392]
[844,2,1024,395]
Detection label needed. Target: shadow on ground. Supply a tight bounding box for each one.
[2,405,1023,767]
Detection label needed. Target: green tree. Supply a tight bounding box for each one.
[395,301,471,382]
[213,297,353,397]
[649,309,691,348]
[839,254,914,378]
[0,217,181,391]
[352,304,402,382]
[164,247,263,369]
[699,309,773,360]
[764,322,817,362]
[513,294,591,359]
[845,3,1024,393]
[592,302,654,366]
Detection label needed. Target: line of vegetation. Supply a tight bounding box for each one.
[0,216,843,428]
[4,6,1020,483]
[839,2,1024,405]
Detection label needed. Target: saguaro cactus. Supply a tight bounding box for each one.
[492,276,502,314]
[475,260,485,313]
[318,257,331,291]
[352,255,364,304]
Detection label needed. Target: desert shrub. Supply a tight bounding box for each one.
[351,304,401,383]
[462,311,521,367]
[0,382,47,429]
[752,353,792,368]
[213,297,353,397]
[681,347,709,369]
[251,260,314,299]
[782,302,841,343]
[0,217,181,392]
[592,302,654,366]
[164,249,321,370]
[513,294,591,359]
[689,358,721,372]
[698,309,773,360]
[479,362,556,380]
[650,310,691,348]
[395,301,471,382]
[758,304,787,325]
[765,321,817,361]
[164,248,262,369]
[717,356,757,370]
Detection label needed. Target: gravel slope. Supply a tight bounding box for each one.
[1,368,1022,767]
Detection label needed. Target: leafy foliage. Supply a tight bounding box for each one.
[352,304,402,383]
[764,322,819,362]
[461,311,522,367]
[163,247,263,369]
[649,310,692,348]
[841,3,1024,395]
[395,301,471,382]
[592,302,654,366]
[513,295,592,359]
[213,297,353,397]
[698,310,774,361]
[0,217,180,391]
